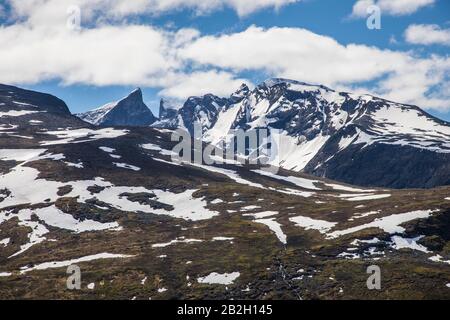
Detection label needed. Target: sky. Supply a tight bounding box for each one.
[0,0,449,120]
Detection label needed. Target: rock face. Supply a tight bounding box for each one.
[77,88,157,127]
[154,78,450,189]
[153,95,229,135]
[152,99,181,130]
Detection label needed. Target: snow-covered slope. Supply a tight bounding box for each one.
[154,94,230,136]
[155,78,450,188]
[77,89,157,127]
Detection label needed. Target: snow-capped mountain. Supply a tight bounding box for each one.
[155,78,450,188]
[77,88,157,127]
[152,98,181,130]
[153,94,230,135]
[1,84,450,300]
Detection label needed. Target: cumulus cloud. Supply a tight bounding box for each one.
[159,70,251,100]
[180,26,450,111]
[405,24,450,46]
[180,26,410,84]
[143,0,300,16]
[6,0,300,23]
[369,56,450,110]
[0,19,249,99]
[352,0,435,17]
[0,1,449,111]
[0,24,177,86]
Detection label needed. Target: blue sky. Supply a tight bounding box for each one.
[0,0,449,120]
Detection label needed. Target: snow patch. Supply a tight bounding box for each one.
[113,163,141,171]
[290,216,337,234]
[152,238,203,248]
[0,149,47,162]
[327,210,436,239]
[0,238,10,246]
[197,272,240,285]
[254,218,287,244]
[252,170,321,190]
[20,253,134,274]
[390,236,429,253]
[325,183,374,193]
[212,237,234,241]
[339,194,391,201]
[0,110,41,117]
[41,128,128,146]
[0,272,12,277]
[243,211,278,219]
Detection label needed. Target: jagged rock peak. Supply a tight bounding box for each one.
[77,88,157,127]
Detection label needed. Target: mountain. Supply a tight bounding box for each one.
[1,84,450,300]
[152,98,181,130]
[0,83,88,132]
[77,88,157,127]
[153,94,230,135]
[154,78,450,189]
[0,84,71,115]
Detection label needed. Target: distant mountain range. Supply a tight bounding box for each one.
[76,79,450,189]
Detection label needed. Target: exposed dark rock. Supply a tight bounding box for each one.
[77,88,157,127]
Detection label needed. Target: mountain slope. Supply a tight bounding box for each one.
[152,99,180,129]
[0,84,88,134]
[155,78,450,189]
[0,85,450,299]
[153,94,230,135]
[0,84,71,115]
[77,89,157,127]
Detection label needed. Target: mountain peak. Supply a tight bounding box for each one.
[77,88,156,127]
[237,83,250,92]
[128,88,142,99]
[231,83,250,102]
[159,98,179,119]
[149,77,450,188]
[262,78,334,92]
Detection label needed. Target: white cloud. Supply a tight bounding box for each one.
[180,26,450,111]
[0,24,177,86]
[0,20,250,100]
[405,24,450,46]
[180,26,408,85]
[0,1,449,111]
[352,0,435,17]
[143,0,300,16]
[6,0,300,24]
[159,70,250,100]
[369,56,450,111]
[172,28,201,47]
